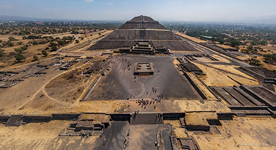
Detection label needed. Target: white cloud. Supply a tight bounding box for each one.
[85,0,94,2]
[107,2,113,5]
[0,5,13,8]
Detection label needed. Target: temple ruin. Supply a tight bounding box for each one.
[89,15,198,53]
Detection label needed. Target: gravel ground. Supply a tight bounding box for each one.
[87,55,201,100]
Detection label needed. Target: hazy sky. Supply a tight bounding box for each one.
[0,0,276,22]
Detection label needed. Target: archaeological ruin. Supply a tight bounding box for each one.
[0,15,276,150]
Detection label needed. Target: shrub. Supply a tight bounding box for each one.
[21,45,28,50]
[247,58,261,66]
[51,46,58,51]
[263,54,276,64]
[230,40,240,47]
[8,36,17,41]
[33,55,38,61]
[0,48,4,57]
[9,52,16,56]
[14,53,25,62]
[33,41,38,45]
[14,48,23,53]
[42,50,48,57]
[247,45,253,50]
[7,41,14,47]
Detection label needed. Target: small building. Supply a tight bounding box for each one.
[200,35,213,40]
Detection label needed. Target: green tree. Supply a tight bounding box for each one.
[21,45,28,50]
[51,45,58,51]
[58,40,65,45]
[42,50,48,57]
[71,30,79,34]
[9,52,16,56]
[7,41,14,47]
[260,40,268,46]
[247,45,253,50]
[75,40,79,43]
[33,40,38,45]
[8,36,16,41]
[230,40,240,47]
[50,42,57,47]
[248,58,261,66]
[14,48,23,53]
[263,54,276,64]
[33,55,38,61]
[251,41,259,45]
[218,38,225,44]
[14,53,25,62]
[0,48,4,57]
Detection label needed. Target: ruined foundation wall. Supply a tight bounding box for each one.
[184,72,207,100]
[22,115,53,123]
[52,114,81,120]
[0,115,10,123]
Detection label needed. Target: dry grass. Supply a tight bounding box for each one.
[216,44,236,49]
[44,68,87,103]
[0,120,98,150]
[194,63,258,87]
[186,72,217,100]
[236,54,251,61]
[185,112,217,126]
[41,33,74,38]
[256,56,276,71]
[212,54,231,63]
[164,120,181,127]
[172,100,231,113]
[259,44,276,53]
[174,128,188,138]
[188,117,276,150]
[0,35,24,41]
[0,55,125,115]
[0,30,113,68]
[164,120,189,138]
[0,67,64,114]
[174,32,207,43]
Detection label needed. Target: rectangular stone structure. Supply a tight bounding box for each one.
[134,62,154,76]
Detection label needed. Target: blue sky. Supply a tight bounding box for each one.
[0,0,276,22]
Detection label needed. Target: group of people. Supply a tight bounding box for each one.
[123,129,131,148]
[153,94,163,103]
[136,96,163,109]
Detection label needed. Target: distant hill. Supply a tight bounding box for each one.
[0,14,276,24]
[0,15,123,22]
[239,15,276,24]
[0,15,55,21]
